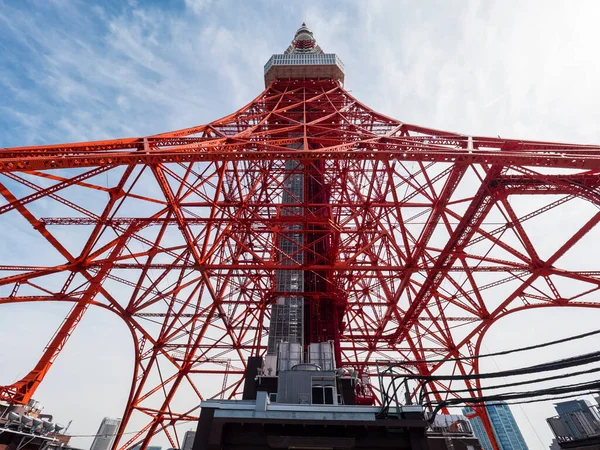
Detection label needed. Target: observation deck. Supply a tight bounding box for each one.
[264,53,345,86]
[263,23,345,86]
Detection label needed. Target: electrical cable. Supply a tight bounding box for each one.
[425,364,600,396]
[63,429,142,438]
[383,360,600,413]
[380,326,600,368]
[426,379,600,413]
[376,327,600,422]
[443,390,600,409]
[399,350,600,383]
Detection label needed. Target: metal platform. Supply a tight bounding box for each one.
[264,53,345,86]
[193,395,429,450]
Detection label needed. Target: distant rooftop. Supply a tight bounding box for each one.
[264,24,345,86]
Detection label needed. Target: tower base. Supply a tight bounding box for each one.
[191,396,480,450]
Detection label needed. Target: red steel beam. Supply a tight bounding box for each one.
[0,79,599,450]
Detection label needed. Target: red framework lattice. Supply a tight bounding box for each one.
[1,79,600,449]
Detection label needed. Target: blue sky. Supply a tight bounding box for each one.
[2,1,600,449]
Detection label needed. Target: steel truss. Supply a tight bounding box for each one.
[1,79,600,449]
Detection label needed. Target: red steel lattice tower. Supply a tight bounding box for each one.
[2,24,600,449]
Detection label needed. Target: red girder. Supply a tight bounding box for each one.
[1,79,599,450]
[2,140,600,172]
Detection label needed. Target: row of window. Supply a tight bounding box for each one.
[264,54,345,74]
[273,54,337,63]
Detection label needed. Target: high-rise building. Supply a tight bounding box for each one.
[463,403,528,450]
[546,398,600,443]
[463,407,494,450]
[181,431,195,450]
[89,417,122,450]
[554,400,600,439]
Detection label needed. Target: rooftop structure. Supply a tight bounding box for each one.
[0,399,72,450]
[547,398,600,448]
[193,397,429,450]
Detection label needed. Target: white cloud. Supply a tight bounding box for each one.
[184,0,212,16]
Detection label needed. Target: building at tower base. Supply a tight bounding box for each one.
[190,394,483,450]
[192,394,428,450]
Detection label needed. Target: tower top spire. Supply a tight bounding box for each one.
[287,23,322,54]
[263,24,345,86]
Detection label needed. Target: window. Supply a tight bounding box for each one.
[312,385,335,405]
[324,386,334,405]
[312,386,324,405]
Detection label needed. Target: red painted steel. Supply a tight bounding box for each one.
[0,78,599,449]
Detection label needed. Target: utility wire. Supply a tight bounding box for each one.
[442,390,600,409]
[377,326,600,423]
[426,379,600,413]
[399,350,600,382]
[381,327,600,368]
[425,365,600,396]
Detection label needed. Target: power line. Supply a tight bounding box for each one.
[383,327,600,368]
[426,365,600,396]
[377,326,600,424]
[426,379,600,413]
[400,350,600,383]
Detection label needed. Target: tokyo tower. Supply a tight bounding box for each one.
[1,24,600,450]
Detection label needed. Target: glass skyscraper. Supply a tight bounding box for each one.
[462,402,528,450]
